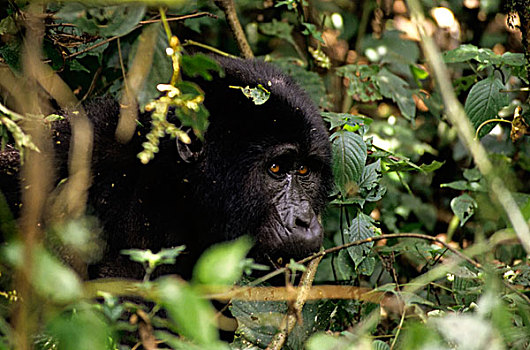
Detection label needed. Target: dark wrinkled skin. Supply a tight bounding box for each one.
[0,56,334,279]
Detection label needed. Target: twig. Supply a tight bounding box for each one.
[251,233,482,286]
[214,0,254,58]
[266,255,323,350]
[139,12,217,24]
[44,12,217,64]
[182,40,237,58]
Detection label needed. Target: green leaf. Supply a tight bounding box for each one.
[442,180,466,190]
[301,22,324,43]
[306,333,355,350]
[259,19,295,46]
[157,277,219,345]
[231,84,271,105]
[2,242,83,303]
[375,68,416,120]
[0,40,21,71]
[443,44,479,63]
[46,304,113,350]
[501,52,525,66]
[358,160,386,204]
[321,112,372,133]
[0,16,17,36]
[231,299,329,349]
[192,236,252,286]
[336,64,382,102]
[372,339,391,350]
[464,77,508,138]
[451,194,477,226]
[121,246,185,270]
[463,168,481,182]
[57,4,145,37]
[346,213,376,268]
[331,130,367,197]
[181,54,223,81]
[156,330,230,350]
[68,60,90,73]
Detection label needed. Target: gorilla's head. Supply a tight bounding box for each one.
[195,56,334,264]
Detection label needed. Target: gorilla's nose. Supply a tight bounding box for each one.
[290,207,323,253]
[294,201,313,228]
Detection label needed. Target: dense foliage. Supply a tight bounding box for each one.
[0,0,529,349]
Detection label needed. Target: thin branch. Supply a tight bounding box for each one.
[266,255,323,350]
[139,11,217,24]
[214,0,254,58]
[44,12,216,64]
[251,233,482,286]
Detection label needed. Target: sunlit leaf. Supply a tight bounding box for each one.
[192,236,252,286]
[157,277,218,345]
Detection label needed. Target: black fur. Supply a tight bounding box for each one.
[0,56,333,279]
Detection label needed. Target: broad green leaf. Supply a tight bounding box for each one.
[46,304,113,350]
[331,130,367,197]
[375,68,416,120]
[501,52,525,66]
[2,242,83,303]
[346,213,376,268]
[231,299,329,349]
[464,77,508,138]
[372,339,391,350]
[181,54,222,81]
[57,4,145,37]
[443,44,479,63]
[157,277,218,345]
[451,194,477,226]
[192,236,252,285]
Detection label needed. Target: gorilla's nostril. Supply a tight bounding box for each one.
[295,217,310,228]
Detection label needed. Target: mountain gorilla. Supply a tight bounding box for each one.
[0,55,334,279]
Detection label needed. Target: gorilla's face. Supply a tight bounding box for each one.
[200,120,333,265]
[252,143,330,263]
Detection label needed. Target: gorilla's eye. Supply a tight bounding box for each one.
[297,165,309,176]
[269,163,281,174]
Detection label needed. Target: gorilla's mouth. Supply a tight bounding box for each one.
[252,217,324,265]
